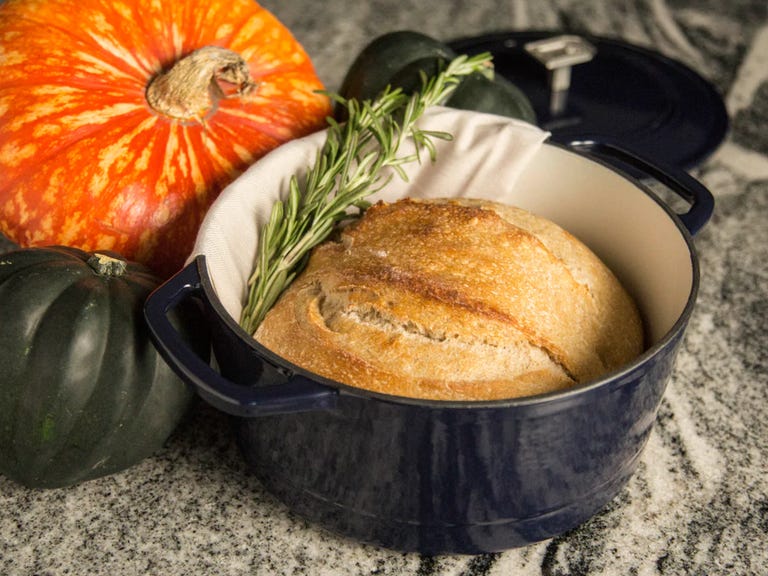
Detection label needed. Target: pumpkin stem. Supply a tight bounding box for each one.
[88,253,127,277]
[146,46,257,123]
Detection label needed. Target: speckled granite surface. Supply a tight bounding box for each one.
[1,1,767,574]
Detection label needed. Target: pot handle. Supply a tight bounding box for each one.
[567,139,714,236]
[144,258,338,418]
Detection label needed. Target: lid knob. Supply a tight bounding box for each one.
[524,35,596,116]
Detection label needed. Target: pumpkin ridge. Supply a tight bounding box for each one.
[185,8,268,65]
[0,107,151,202]
[0,12,152,84]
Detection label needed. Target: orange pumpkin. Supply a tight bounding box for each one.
[0,0,330,277]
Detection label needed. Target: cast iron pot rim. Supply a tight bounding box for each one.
[203,143,701,411]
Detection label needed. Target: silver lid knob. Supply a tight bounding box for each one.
[524,35,596,116]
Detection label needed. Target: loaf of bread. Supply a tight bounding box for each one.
[255,198,644,401]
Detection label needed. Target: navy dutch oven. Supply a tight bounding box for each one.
[144,107,714,554]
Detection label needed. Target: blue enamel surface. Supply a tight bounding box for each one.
[228,327,684,553]
[186,251,689,552]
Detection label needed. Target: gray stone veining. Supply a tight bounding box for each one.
[1,0,767,574]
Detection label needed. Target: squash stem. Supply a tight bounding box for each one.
[87,253,127,277]
[146,46,257,123]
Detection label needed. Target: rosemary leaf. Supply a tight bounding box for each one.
[240,52,493,334]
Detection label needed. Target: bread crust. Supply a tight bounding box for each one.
[255,198,644,401]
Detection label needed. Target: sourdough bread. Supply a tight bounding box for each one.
[255,198,644,400]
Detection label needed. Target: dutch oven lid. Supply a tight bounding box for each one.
[448,31,729,171]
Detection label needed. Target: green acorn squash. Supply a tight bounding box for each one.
[0,246,204,488]
[337,30,536,124]
[337,30,457,112]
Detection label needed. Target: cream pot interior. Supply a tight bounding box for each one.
[191,106,694,352]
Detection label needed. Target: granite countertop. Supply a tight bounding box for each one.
[1,1,767,574]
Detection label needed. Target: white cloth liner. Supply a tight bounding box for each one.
[190,106,550,323]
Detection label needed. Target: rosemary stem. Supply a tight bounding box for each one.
[240,53,493,334]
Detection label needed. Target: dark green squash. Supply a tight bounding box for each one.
[0,246,204,488]
[337,30,457,113]
[337,30,536,124]
[444,71,536,123]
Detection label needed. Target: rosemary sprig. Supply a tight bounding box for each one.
[240,52,494,334]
